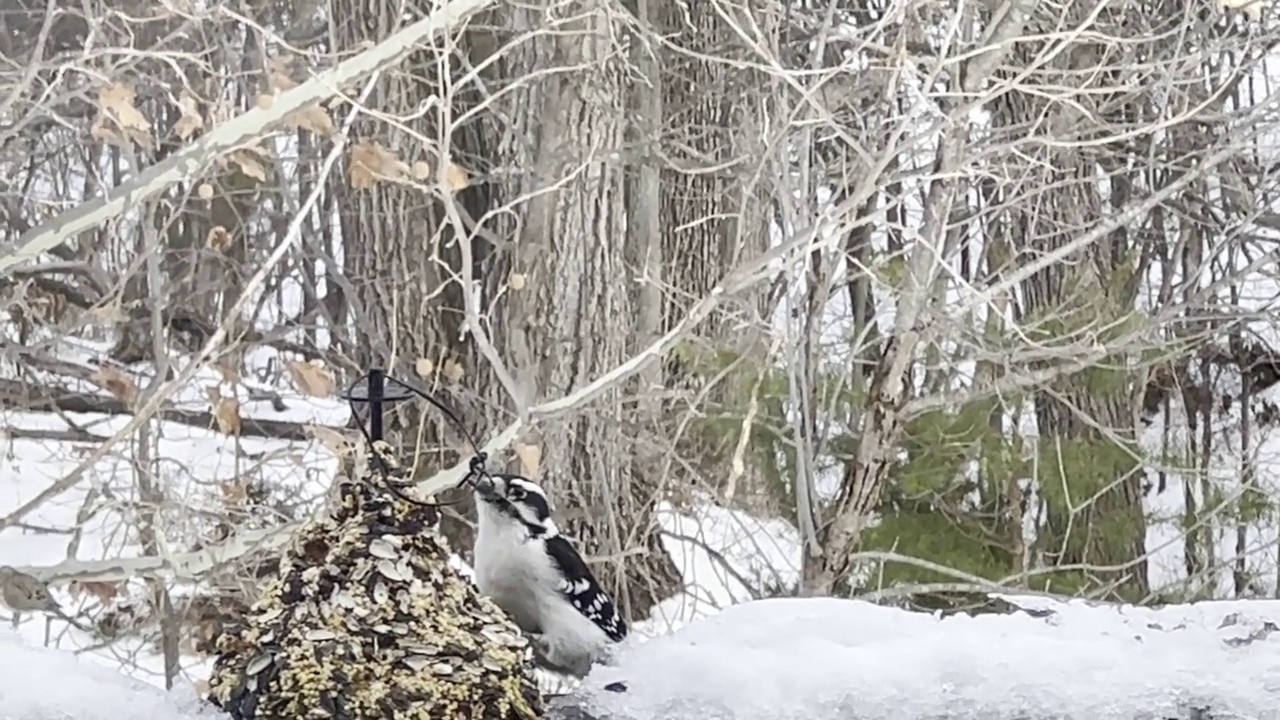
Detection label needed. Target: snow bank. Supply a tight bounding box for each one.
[566,597,1280,720]
[0,634,224,720]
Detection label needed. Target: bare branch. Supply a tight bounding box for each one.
[0,0,496,277]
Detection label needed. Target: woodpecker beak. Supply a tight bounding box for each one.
[470,474,498,500]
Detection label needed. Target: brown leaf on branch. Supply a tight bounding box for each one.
[514,442,541,479]
[173,92,203,140]
[350,141,409,189]
[268,71,297,93]
[444,161,470,193]
[215,397,242,435]
[284,105,335,136]
[268,55,297,90]
[205,385,242,435]
[93,81,153,148]
[307,424,356,458]
[89,366,138,405]
[230,150,268,183]
[220,481,248,506]
[70,580,121,604]
[286,359,335,398]
[205,226,233,252]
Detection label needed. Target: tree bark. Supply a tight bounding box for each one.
[326,0,498,484]
[492,0,681,619]
[650,0,775,506]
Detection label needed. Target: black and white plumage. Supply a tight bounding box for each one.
[472,474,628,678]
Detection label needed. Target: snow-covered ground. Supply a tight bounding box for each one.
[573,596,1280,720]
[6,594,1280,719]
[0,634,218,720]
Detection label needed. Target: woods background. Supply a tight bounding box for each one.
[1,0,1280,691]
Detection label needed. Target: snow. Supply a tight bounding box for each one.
[570,596,1280,720]
[10,592,1280,720]
[0,634,223,720]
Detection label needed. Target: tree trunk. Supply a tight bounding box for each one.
[650,0,775,507]
[491,0,681,620]
[327,0,497,486]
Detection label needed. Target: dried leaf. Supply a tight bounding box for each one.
[196,183,214,200]
[350,141,408,189]
[96,81,153,148]
[444,162,470,193]
[152,0,193,17]
[411,160,431,180]
[285,105,335,136]
[90,366,138,405]
[71,580,121,604]
[268,71,297,92]
[442,358,464,384]
[514,442,541,479]
[173,92,203,140]
[89,117,123,146]
[86,299,125,326]
[414,357,434,378]
[214,396,242,435]
[206,226,233,252]
[231,151,267,183]
[286,359,335,398]
[221,481,248,506]
[255,93,274,111]
[508,272,526,291]
[307,424,355,458]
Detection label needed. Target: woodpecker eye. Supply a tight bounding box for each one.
[508,485,526,501]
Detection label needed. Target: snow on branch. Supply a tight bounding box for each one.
[0,0,497,277]
[14,524,298,584]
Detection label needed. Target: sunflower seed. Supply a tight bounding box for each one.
[376,560,404,582]
[431,662,454,676]
[368,538,398,560]
[246,653,274,676]
[402,642,442,655]
[402,655,431,672]
[305,628,337,642]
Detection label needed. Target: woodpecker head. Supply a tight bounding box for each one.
[473,474,558,538]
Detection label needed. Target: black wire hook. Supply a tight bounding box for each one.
[339,367,492,507]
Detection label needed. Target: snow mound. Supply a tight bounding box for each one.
[0,634,225,720]
[569,597,1280,720]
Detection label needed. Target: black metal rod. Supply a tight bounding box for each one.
[368,368,385,442]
